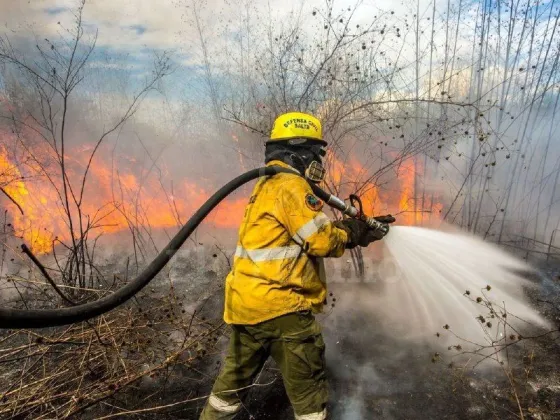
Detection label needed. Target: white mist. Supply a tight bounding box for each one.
[376,225,549,344]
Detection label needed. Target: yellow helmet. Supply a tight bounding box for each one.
[269,112,326,145]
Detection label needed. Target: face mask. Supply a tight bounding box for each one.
[305,160,326,183]
[265,141,327,182]
[295,144,327,183]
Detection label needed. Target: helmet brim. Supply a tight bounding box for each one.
[266,137,327,146]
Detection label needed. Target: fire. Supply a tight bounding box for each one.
[325,153,442,225]
[395,159,443,224]
[0,144,247,253]
[0,134,442,254]
[398,159,417,225]
[0,148,59,252]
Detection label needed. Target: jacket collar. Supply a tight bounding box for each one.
[265,160,301,174]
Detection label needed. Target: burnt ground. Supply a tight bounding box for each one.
[91,262,560,420]
[2,246,557,419]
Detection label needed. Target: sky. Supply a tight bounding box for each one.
[2,0,560,243]
[0,0,450,77]
[1,0,555,93]
[2,0,558,154]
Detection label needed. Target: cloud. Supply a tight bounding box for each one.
[0,1,380,55]
[129,24,147,35]
[44,6,66,15]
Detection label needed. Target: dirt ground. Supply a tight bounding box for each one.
[123,264,560,420]
[3,256,557,420]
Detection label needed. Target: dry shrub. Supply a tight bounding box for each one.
[0,282,226,419]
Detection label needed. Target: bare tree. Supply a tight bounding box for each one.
[0,0,172,292]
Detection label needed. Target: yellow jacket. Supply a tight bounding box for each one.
[224,160,349,325]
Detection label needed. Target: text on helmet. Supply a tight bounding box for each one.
[283,118,319,131]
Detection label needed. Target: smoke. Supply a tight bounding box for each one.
[317,225,554,417]
[323,225,548,347]
[383,226,548,336]
[336,384,365,420]
[3,0,560,256]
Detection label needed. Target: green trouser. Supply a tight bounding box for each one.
[200,311,328,420]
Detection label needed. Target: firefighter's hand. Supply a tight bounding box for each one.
[366,220,390,243]
[374,214,396,224]
[334,219,386,249]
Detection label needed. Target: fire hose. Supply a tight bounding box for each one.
[0,166,390,329]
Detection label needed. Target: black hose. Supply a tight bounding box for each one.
[308,183,331,203]
[0,166,298,329]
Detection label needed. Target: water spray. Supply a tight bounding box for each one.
[0,166,381,329]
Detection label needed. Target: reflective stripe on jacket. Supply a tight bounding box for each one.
[224,160,348,325]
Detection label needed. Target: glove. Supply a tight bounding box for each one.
[374,214,396,224]
[334,218,390,249]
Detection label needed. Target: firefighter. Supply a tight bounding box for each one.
[200,112,390,420]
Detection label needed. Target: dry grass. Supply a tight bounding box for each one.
[0,282,226,419]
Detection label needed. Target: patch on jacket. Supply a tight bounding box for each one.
[305,193,324,211]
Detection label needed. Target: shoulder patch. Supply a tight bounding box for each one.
[305,193,324,211]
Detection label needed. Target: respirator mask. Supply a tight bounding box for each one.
[287,139,327,183]
[265,139,327,183]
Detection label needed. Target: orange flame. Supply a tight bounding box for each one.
[0,144,247,253]
[0,135,442,254]
[398,159,417,225]
[326,153,442,225]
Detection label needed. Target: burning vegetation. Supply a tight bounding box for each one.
[0,141,433,255]
[0,0,559,419]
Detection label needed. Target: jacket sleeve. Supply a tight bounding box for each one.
[274,176,348,258]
